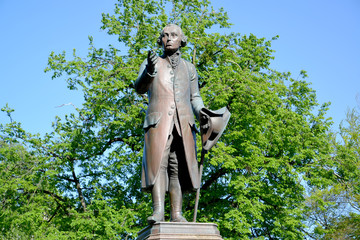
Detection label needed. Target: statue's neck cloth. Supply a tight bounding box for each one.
[166,50,181,69]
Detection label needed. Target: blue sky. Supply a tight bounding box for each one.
[1,0,359,135]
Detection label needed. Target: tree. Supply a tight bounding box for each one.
[0,140,49,239]
[304,108,360,239]
[1,0,335,239]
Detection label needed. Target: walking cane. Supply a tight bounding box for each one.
[192,107,231,222]
[193,149,206,222]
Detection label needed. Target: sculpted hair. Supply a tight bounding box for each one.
[157,24,188,48]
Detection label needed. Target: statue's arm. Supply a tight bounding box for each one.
[189,63,205,121]
[135,59,154,94]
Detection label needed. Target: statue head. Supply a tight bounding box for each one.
[157,24,187,52]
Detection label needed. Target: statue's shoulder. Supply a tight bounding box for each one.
[182,59,196,72]
[182,59,197,80]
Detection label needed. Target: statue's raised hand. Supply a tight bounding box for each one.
[146,50,158,76]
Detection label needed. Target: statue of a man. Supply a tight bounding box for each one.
[135,24,205,224]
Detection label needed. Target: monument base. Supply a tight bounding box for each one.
[137,222,223,240]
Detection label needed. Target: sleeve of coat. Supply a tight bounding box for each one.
[188,62,205,121]
[135,59,155,94]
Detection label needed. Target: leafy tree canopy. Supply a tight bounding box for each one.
[304,108,360,239]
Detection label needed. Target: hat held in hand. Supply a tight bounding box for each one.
[200,107,231,151]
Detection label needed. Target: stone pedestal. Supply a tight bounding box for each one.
[137,222,223,240]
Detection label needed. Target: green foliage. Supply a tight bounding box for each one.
[0,0,342,239]
[304,108,360,239]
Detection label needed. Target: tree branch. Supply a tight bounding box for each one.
[56,175,76,182]
[71,161,87,212]
[201,167,227,191]
[48,203,61,223]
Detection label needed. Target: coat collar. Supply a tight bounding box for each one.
[163,50,181,69]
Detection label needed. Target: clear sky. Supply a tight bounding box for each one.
[1,0,359,135]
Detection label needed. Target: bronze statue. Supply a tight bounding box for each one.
[135,24,230,224]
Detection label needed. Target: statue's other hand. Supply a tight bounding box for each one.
[200,113,210,133]
[146,50,158,75]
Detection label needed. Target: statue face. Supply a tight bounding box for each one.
[161,25,182,52]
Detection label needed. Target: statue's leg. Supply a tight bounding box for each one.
[147,133,173,224]
[147,169,166,224]
[168,132,187,222]
[147,130,174,224]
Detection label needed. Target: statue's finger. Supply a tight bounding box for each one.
[152,57,158,65]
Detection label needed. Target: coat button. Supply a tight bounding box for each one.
[171,104,175,109]
[170,71,174,75]
[176,98,180,102]
[168,111,173,115]
[167,65,171,68]
[171,77,175,82]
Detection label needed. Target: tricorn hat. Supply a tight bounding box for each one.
[200,107,231,151]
